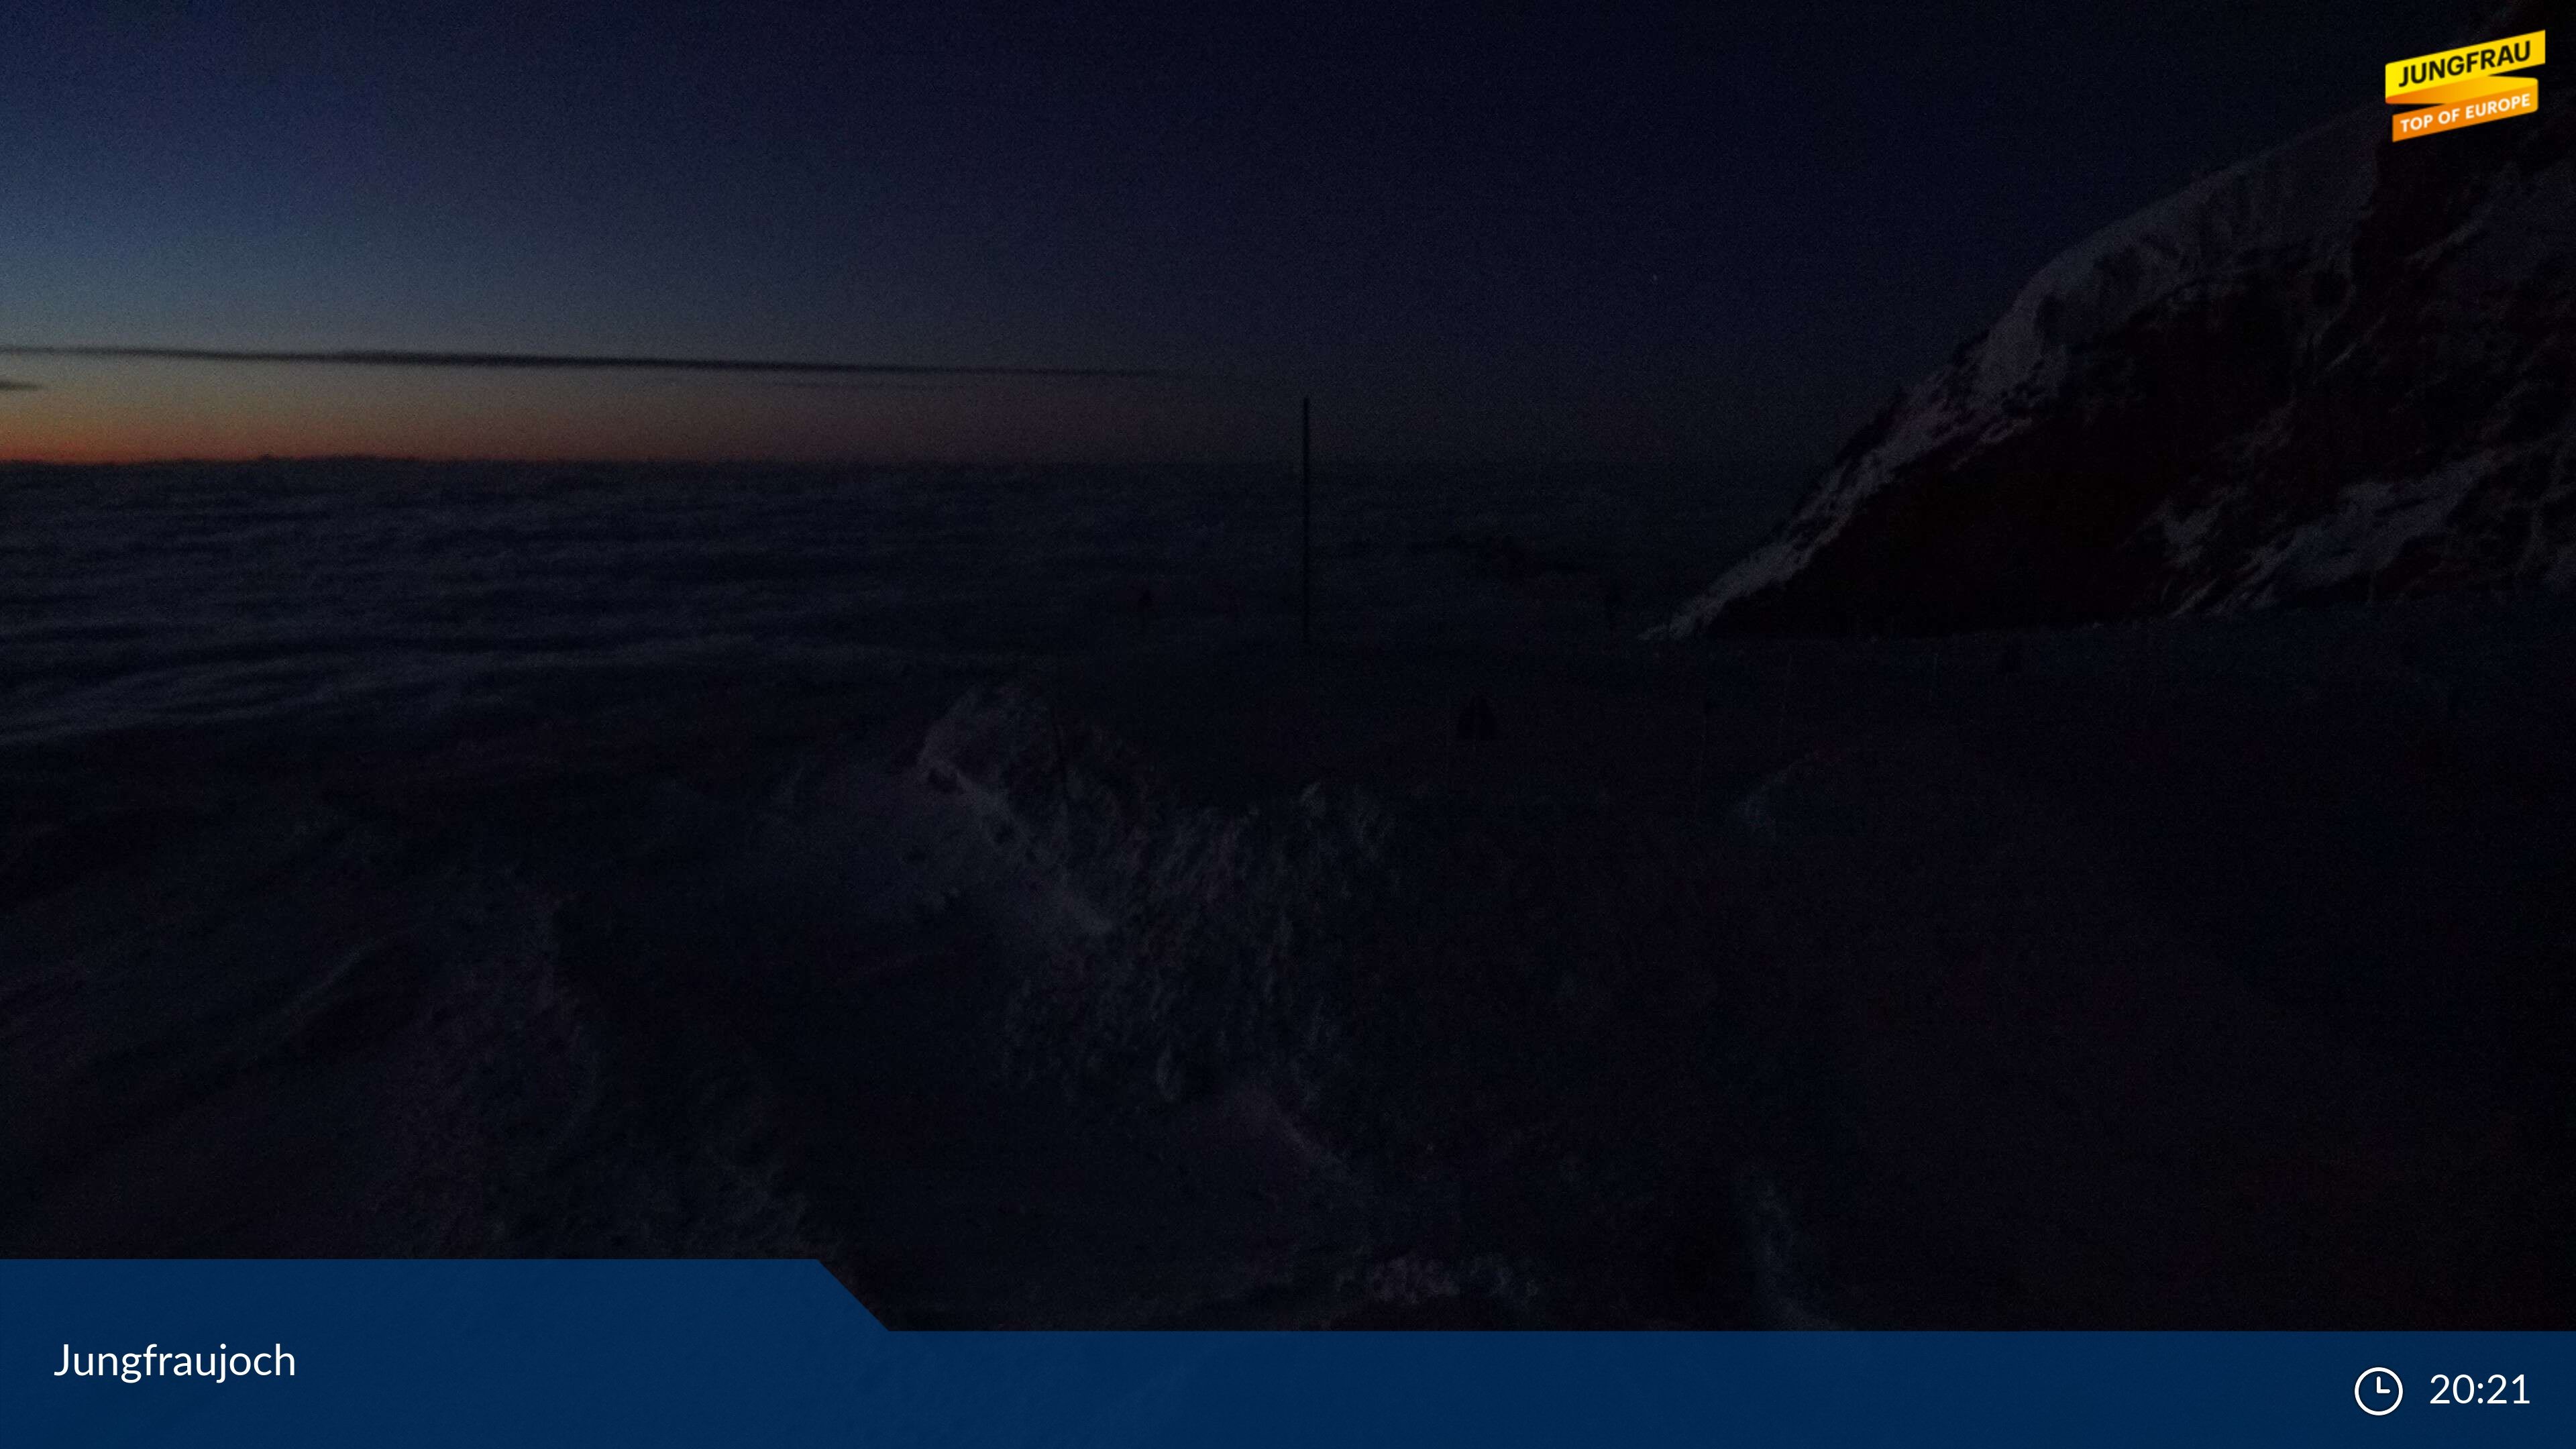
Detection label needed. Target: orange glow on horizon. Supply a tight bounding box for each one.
[0,362,1258,466]
[0,370,884,464]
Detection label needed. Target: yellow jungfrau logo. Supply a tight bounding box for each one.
[2386,31,2544,142]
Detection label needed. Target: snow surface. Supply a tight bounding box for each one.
[3,469,2570,1322]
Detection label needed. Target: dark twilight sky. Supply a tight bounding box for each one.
[0,0,2487,468]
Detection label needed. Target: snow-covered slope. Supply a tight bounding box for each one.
[1665,0,2572,635]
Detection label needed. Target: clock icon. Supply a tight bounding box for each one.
[2356,1367,2404,1416]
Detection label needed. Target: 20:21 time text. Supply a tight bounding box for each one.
[2428,1374,2528,1405]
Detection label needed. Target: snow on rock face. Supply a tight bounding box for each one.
[906,682,1761,1289]
[914,684,1401,1114]
[1664,0,2572,635]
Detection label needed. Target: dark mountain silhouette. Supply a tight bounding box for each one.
[1666,0,2568,636]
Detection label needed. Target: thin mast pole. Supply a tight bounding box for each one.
[1300,395,1312,647]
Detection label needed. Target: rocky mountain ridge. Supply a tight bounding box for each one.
[1666,0,2569,636]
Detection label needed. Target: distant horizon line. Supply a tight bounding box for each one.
[0,448,1785,474]
[0,343,1195,381]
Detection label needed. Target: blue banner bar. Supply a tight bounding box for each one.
[3,1261,2567,1445]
